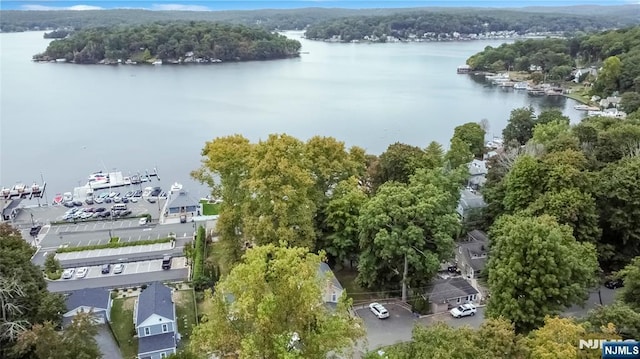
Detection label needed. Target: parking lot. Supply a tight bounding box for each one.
[56,257,187,281]
[55,242,174,260]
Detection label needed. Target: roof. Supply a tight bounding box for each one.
[468,160,488,176]
[318,262,343,290]
[138,332,176,354]
[136,282,174,326]
[2,199,21,217]
[65,288,110,313]
[458,189,486,210]
[425,277,479,303]
[457,231,489,271]
[166,190,199,209]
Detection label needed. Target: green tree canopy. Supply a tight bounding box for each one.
[503,107,537,146]
[189,244,364,358]
[486,214,598,333]
[452,122,486,158]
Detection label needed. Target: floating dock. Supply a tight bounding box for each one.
[72,168,160,201]
[1,182,47,200]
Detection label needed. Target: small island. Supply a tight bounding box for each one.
[33,21,302,65]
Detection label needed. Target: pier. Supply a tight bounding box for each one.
[1,182,47,200]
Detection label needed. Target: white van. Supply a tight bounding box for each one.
[111,204,127,211]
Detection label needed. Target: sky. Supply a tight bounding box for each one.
[0,0,636,11]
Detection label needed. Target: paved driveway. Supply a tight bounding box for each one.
[355,303,417,351]
[96,324,123,359]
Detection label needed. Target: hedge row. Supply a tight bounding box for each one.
[192,226,206,282]
[57,237,172,253]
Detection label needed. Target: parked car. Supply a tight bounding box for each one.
[180,214,187,223]
[85,198,94,205]
[72,201,83,207]
[29,225,42,236]
[76,267,88,278]
[162,255,172,270]
[139,217,148,226]
[63,201,75,208]
[604,278,624,289]
[101,264,111,274]
[62,268,75,279]
[147,197,157,203]
[369,303,390,319]
[95,207,106,212]
[113,264,124,274]
[450,303,476,318]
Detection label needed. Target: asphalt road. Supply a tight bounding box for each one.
[47,267,189,292]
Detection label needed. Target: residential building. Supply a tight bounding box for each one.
[164,190,199,221]
[134,282,177,359]
[63,287,112,326]
[424,277,479,314]
[467,159,488,189]
[455,230,489,279]
[318,262,344,305]
[456,188,487,222]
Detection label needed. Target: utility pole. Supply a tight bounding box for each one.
[402,252,408,302]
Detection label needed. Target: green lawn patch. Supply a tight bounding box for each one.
[174,289,198,347]
[333,267,392,304]
[110,297,138,359]
[57,237,171,253]
[199,200,220,215]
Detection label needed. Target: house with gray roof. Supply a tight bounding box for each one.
[467,160,488,189]
[133,282,177,359]
[318,262,344,305]
[455,230,489,279]
[164,190,199,221]
[423,277,479,314]
[63,288,112,326]
[456,188,487,222]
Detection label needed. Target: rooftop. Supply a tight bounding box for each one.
[138,332,176,355]
[65,287,110,312]
[425,277,479,303]
[136,282,174,326]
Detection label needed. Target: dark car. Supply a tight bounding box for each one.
[101,263,111,274]
[73,200,83,207]
[604,278,624,289]
[29,225,42,237]
[162,255,172,270]
[147,197,157,203]
[63,201,75,208]
[180,214,187,223]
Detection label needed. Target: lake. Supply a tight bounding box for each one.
[0,30,584,200]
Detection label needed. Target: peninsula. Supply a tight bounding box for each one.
[32,22,301,65]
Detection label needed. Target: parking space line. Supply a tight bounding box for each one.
[135,263,141,273]
[87,240,94,246]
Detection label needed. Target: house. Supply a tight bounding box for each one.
[599,96,621,109]
[134,282,177,359]
[63,288,112,326]
[424,277,479,314]
[318,262,344,305]
[164,190,199,221]
[467,160,488,189]
[456,188,487,221]
[455,230,489,279]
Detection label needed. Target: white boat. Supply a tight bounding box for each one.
[485,73,509,81]
[170,182,183,193]
[63,192,73,202]
[152,60,162,65]
[514,82,530,90]
[88,171,109,184]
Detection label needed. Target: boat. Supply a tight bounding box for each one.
[574,105,600,111]
[53,193,64,204]
[1,187,10,197]
[152,60,162,65]
[62,192,73,202]
[485,73,509,81]
[88,171,109,184]
[513,82,530,90]
[31,183,41,193]
[170,182,183,193]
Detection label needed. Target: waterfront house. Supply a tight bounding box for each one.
[63,288,112,326]
[134,282,177,359]
[455,230,489,280]
[164,190,199,221]
[424,277,479,314]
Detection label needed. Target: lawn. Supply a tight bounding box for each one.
[174,289,198,346]
[110,297,138,359]
[333,267,391,305]
[200,200,220,216]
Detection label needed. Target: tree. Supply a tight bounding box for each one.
[584,303,640,339]
[444,137,473,169]
[618,256,640,311]
[475,318,525,359]
[357,168,461,291]
[596,157,640,264]
[593,56,622,96]
[423,141,444,169]
[44,253,62,274]
[0,223,66,359]
[453,122,486,158]
[530,120,571,149]
[486,215,598,333]
[14,311,101,359]
[524,316,618,359]
[502,107,536,146]
[502,155,544,213]
[192,134,253,267]
[374,142,426,187]
[323,177,368,266]
[242,134,317,249]
[383,323,483,359]
[189,245,364,359]
[620,91,640,115]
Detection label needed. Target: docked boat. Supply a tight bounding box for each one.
[152,60,162,65]
[31,183,41,193]
[13,183,26,194]
[53,193,64,204]
[485,73,509,81]
[170,182,183,193]
[62,192,73,202]
[1,187,10,197]
[513,82,530,90]
[88,171,109,184]
[574,105,600,111]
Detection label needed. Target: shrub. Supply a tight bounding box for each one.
[109,237,120,244]
[192,226,206,282]
[57,237,172,253]
[46,271,61,280]
[44,252,62,273]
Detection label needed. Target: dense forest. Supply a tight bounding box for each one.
[1,5,639,33]
[466,26,640,108]
[33,22,302,64]
[303,9,639,42]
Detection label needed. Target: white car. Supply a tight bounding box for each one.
[62,268,75,279]
[450,303,477,318]
[76,267,88,278]
[113,264,124,274]
[369,303,390,319]
[139,217,148,226]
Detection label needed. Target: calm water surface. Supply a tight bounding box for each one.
[0,30,584,199]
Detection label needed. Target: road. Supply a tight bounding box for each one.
[47,267,189,292]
